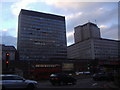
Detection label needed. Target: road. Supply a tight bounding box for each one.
[36,77,112,89]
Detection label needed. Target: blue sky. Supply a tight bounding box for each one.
[0,0,119,48]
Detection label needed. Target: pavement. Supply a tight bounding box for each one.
[102,82,120,89]
[37,75,120,89]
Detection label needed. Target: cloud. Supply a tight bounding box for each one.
[59,2,118,45]
[100,24,118,40]
[67,31,74,38]
[2,1,118,47]
[2,29,8,32]
[99,25,108,29]
[66,12,83,20]
[67,34,74,46]
[11,0,39,16]
[46,1,83,10]
[0,36,17,48]
[0,28,17,37]
[46,2,117,24]
[66,31,74,46]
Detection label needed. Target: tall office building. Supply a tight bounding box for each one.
[17,9,67,61]
[74,22,101,43]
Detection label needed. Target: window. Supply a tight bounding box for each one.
[2,76,24,80]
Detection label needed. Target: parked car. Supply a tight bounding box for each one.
[83,71,91,75]
[49,73,77,85]
[92,73,106,81]
[92,72,114,81]
[75,72,84,75]
[0,74,38,90]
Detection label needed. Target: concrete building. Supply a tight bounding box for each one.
[17,9,67,61]
[74,22,101,43]
[68,22,119,60]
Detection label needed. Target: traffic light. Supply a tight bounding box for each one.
[6,53,10,68]
[6,61,9,64]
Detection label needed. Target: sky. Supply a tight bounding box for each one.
[0,0,119,48]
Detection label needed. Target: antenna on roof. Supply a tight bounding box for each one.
[95,19,97,24]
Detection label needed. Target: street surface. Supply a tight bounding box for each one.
[36,76,113,89]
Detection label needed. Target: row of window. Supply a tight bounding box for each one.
[20,29,65,36]
[21,18,65,26]
[21,23,65,30]
[20,32,65,37]
[20,34,65,40]
[19,36,65,42]
[19,51,67,55]
[94,47,118,51]
[20,44,66,48]
[19,54,66,59]
[21,20,65,27]
[23,15,64,23]
[21,28,66,34]
[94,42,117,46]
[19,44,66,49]
[95,55,118,58]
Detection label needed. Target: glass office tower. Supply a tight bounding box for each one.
[17,9,67,61]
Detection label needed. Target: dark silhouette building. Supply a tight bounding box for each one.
[2,44,16,61]
[1,44,17,74]
[17,9,67,61]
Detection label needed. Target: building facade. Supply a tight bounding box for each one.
[68,22,119,60]
[17,9,67,61]
[74,22,101,43]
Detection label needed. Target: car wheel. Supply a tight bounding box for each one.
[27,84,35,90]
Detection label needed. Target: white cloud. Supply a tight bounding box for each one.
[47,1,80,9]
[11,0,39,17]
[1,0,120,2]
[42,0,60,5]
[66,31,74,46]
[67,31,74,38]
[99,8,103,10]
[100,24,118,40]
[2,29,8,32]
[42,0,83,6]
[99,25,108,29]
[66,12,83,20]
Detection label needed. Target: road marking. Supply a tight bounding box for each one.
[92,83,98,86]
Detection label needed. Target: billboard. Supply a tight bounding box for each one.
[62,63,74,71]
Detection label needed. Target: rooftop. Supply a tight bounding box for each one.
[19,9,65,21]
[2,44,16,51]
[75,22,98,29]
